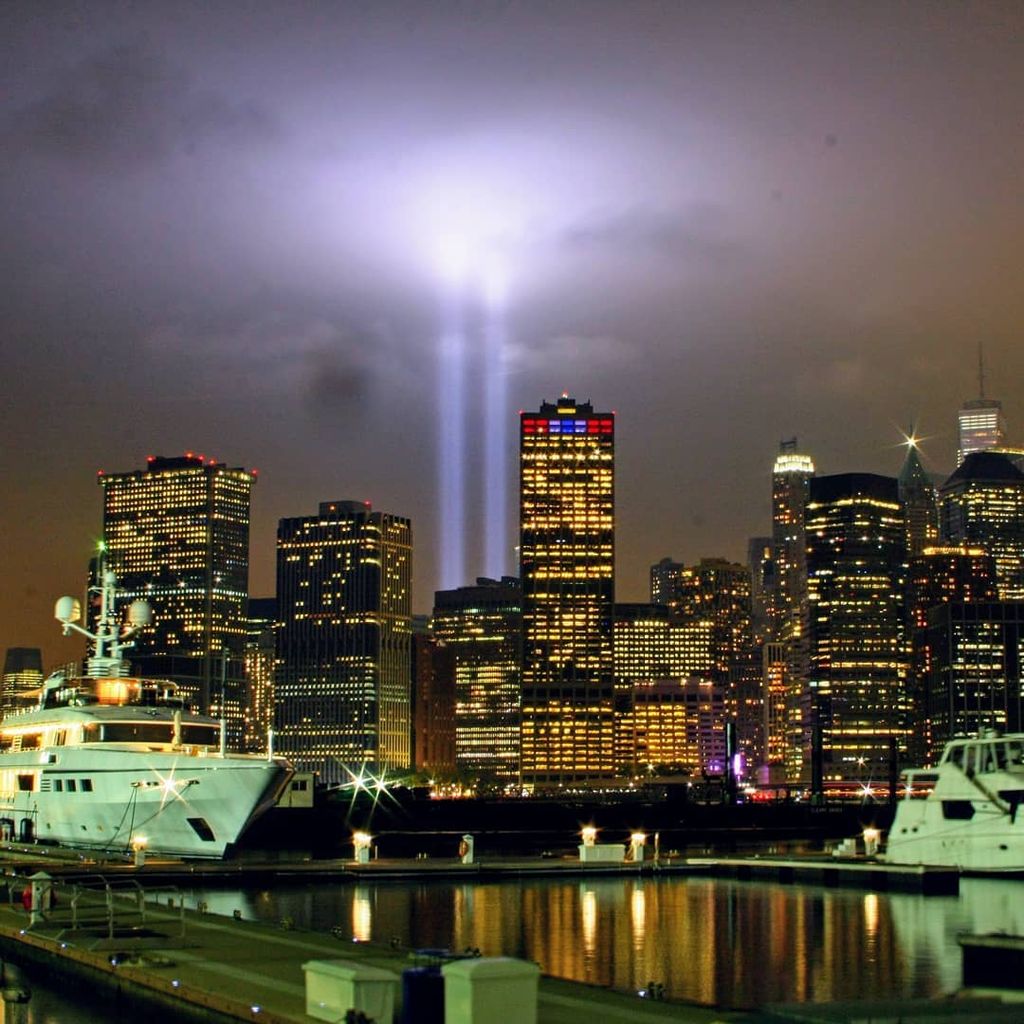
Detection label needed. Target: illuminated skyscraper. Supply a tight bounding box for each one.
[939,451,1024,600]
[520,395,614,788]
[921,603,1024,764]
[770,439,815,780]
[432,577,522,785]
[2,648,43,720]
[897,441,939,557]
[99,453,255,747]
[905,546,998,762]
[958,399,1006,465]
[649,558,760,768]
[613,603,720,770]
[805,473,909,784]
[771,439,815,632]
[275,501,412,782]
[244,597,276,751]
[761,642,787,777]
[620,678,726,776]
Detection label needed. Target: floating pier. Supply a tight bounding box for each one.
[686,855,960,895]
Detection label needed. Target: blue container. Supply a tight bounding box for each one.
[401,965,444,1024]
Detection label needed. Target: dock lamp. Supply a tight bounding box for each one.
[130,835,149,868]
[629,832,647,863]
[352,831,373,864]
[862,827,881,857]
[581,826,598,848]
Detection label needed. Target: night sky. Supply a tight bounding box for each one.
[3,2,1023,666]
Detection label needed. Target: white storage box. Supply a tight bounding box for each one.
[302,959,399,1023]
[442,957,540,1024]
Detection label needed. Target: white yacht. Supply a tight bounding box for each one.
[0,568,292,859]
[884,732,1024,872]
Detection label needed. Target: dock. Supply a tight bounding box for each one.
[0,878,740,1024]
[685,855,960,894]
[0,842,959,893]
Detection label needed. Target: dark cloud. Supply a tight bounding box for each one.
[6,40,277,168]
[560,205,739,265]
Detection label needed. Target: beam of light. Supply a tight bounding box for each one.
[438,272,467,590]
[482,254,510,579]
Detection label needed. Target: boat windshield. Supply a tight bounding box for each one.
[84,722,221,745]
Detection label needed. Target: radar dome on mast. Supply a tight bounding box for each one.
[55,596,81,624]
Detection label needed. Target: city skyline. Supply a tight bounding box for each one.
[3,3,1024,664]
[4,396,1020,668]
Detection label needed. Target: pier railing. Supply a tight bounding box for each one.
[7,874,187,944]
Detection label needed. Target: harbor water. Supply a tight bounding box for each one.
[183,874,1020,1010]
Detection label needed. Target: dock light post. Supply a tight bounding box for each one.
[131,835,148,868]
[629,833,647,863]
[862,827,881,857]
[28,872,53,928]
[352,832,372,864]
[581,826,598,848]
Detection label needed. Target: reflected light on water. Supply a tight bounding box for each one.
[580,886,597,959]
[863,893,879,943]
[630,884,646,950]
[352,887,372,943]
[181,875,1019,1010]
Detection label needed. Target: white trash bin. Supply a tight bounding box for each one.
[442,957,540,1024]
[303,959,400,1023]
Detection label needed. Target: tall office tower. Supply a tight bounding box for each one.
[940,451,1024,600]
[958,401,1006,465]
[99,453,255,748]
[898,442,939,557]
[2,648,43,719]
[747,536,775,645]
[432,577,522,785]
[411,631,456,777]
[770,440,815,781]
[921,603,1024,764]
[244,597,276,752]
[771,439,815,632]
[761,642,787,781]
[905,547,998,762]
[650,557,685,606]
[520,395,615,789]
[620,678,726,775]
[613,603,701,769]
[805,474,909,784]
[275,501,412,783]
[648,557,760,767]
[906,547,999,631]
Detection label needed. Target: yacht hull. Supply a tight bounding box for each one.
[0,748,292,859]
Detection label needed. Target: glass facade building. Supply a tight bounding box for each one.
[520,396,615,788]
[275,501,412,782]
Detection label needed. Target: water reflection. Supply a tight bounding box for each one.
[185,876,1015,1010]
